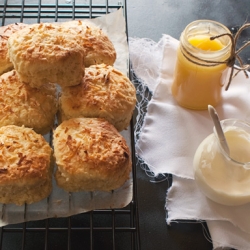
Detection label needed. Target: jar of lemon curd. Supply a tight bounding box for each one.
[171,20,232,110]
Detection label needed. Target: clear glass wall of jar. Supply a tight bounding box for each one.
[193,119,250,206]
[171,20,232,110]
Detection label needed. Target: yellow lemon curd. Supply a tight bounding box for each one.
[171,35,229,110]
[189,35,224,51]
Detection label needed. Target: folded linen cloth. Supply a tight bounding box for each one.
[129,34,250,249]
[207,221,250,250]
[167,176,250,234]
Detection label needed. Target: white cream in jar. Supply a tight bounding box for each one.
[193,119,250,206]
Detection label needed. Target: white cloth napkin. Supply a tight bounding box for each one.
[129,34,250,249]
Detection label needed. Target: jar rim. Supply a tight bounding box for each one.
[181,19,232,58]
[213,118,250,167]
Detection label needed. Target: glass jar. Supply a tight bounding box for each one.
[171,20,232,110]
[193,119,250,206]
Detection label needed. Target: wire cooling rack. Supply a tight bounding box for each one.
[0,0,126,24]
[0,1,140,249]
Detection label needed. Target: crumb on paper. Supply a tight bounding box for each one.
[54,199,62,205]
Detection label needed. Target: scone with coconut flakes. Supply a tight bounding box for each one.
[53,117,132,192]
[58,64,136,131]
[0,70,57,135]
[0,23,27,75]
[61,20,116,67]
[8,23,85,88]
[0,125,53,205]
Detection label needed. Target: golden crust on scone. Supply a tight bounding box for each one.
[53,117,132,192]
[0,125,53,205]
[8,23,85,88]
[0,70,57,134]
[61,20,116,67]
[58,64,136,131]
[0,23,28,75]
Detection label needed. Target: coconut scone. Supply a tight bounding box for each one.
[53,118,132,192]
[0,70,57,135]
[0,23,27,75]
[0,125,53,205]
[8,23,85,88]
[61,20,116,67]
[58,64,136,131]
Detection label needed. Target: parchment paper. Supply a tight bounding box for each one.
[0,8,133,227]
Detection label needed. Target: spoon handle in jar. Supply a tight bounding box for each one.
[208,105,230,156]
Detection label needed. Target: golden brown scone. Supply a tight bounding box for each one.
[58,64,136,131]
[61,20,116,67]
[0,23,27,75]
[0,125,53,205]
[0,70,57,135]
[53,118,132,192]
[8,23,85,88]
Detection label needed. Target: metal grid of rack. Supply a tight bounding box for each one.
[0,1,140,249]
[0,0,126,24]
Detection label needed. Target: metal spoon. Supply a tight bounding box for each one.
[208,105,230,156]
